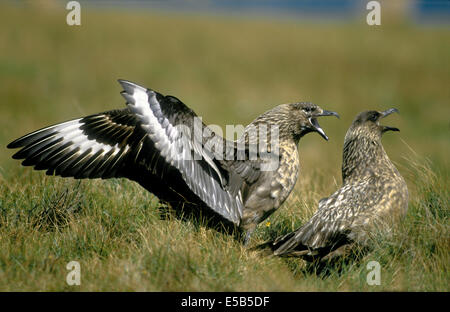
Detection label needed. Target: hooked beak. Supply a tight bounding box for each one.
[319,110,340,119]
[309,110,339,141]
[381,108,399,118]
[380,108,400,133]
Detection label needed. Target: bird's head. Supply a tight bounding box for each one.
[349,108,400,140]
[342,108,401,182]
[283,102,340,141]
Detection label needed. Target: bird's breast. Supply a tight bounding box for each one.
[272,142,300,207]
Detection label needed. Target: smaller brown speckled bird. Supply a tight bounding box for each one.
[263,108,408,261]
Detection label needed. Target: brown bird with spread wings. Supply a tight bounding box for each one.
[7,80,338,243]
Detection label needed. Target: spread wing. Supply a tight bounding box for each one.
[272,178,381,256]
[7,80,243,224]
[7,109,137,179]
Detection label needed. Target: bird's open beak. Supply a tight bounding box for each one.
[380,108,400,133]
[309,110,339,141]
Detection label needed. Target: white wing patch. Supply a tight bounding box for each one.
[45,120,122,159]
[57,121,118,155]
[122,83,182,163]
[9,115,131,179]
[118,80,242,224]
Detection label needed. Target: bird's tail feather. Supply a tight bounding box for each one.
[252,221,318,257]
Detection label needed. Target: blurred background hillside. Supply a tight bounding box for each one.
[0,0,448,292]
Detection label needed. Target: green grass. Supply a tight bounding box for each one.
[0,3,449,291]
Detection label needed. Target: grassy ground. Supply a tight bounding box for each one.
[0,3,448,291]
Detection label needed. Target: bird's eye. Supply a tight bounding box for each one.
[369,112,379,122]
[302,107,311,113]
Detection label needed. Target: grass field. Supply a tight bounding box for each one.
[0,3,448,291]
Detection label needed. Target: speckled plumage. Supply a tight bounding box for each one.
[220,102,339,242]
[267,108,409,260]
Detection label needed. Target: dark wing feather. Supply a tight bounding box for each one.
[8,109,137,179]
[117,80,243,224]
[273,179,378,256]
[220,120,281,197]
[218,143,262,197]
[8,80,243,225]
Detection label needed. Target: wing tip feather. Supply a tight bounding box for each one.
[118,79,146,94]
